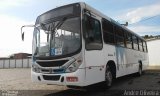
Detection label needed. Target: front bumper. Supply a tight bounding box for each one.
[31,68,86,86]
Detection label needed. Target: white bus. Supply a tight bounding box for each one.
[21,2,149,88]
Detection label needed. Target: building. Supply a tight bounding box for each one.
[10,53,32,59]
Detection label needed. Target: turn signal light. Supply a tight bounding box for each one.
[66,77,78,82]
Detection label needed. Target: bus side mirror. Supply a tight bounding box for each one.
[22,32,24,41]
[21,26,25,41]
[21,24,35,41]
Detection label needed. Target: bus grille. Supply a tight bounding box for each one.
[41,68,65,74]
[43,75,60,81]
[36,60,68,67]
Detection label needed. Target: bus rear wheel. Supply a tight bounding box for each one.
[105,65,113,88]
[137,64,142,76]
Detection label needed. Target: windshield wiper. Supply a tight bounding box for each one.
[49,17,67,56]
[49,17,67,41]
[39,17,67,33]
[52,17,67,31]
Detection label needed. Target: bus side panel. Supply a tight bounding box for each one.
[142,52,149,71]
[116,47,149,78]
[103,44,118,77]
[125,49,139,75]
[84,50,105,85]
[116,47,147,78]
[115,47,127,77]
[125,49,148,75]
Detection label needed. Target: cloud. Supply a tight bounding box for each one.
[117,3,160,24]
[115,3,160,35]
[129,25,160,33]
[0,15,33,57]
[0,0,31,10]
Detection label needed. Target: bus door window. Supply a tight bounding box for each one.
[83,15,102,50]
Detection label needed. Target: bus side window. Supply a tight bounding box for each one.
[102,19,115,44]
[126,33,132,49]
[132,35,138,50]
[139,39,143,51]
[145,42,148,52]
[137,38,140,51]
[84,15,102,50]
[115,26,125,47]
[143,41,148,52]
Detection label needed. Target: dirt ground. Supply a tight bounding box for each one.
[0,68,160,96]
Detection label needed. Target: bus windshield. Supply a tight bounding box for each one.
[33,17,81,57]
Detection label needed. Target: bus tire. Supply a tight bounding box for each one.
[137,64,142,76]
[105,65,113,88]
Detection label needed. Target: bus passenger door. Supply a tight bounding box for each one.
[83,14,105,85]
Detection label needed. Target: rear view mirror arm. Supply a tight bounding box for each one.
[21,25,35,41]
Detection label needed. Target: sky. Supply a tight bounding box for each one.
[0,0,160,57]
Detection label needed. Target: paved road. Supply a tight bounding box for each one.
[0,68,160,96]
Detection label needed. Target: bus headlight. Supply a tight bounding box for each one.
[65,59,82,73]
[32,64,40,73]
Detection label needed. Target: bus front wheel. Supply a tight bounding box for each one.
[105,65,113,88]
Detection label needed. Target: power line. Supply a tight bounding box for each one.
[129,14,160,25]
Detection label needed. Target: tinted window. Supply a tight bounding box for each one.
[37,3,81,24]
[132,35,139,50]
[145,42,148,52]
[102,19,115,44]
[126,33,133,49]
[139,39,143,51]
[84,15,102,50]
[143,41,148,52]
[115,26,125,47]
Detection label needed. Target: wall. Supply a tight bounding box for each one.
[147,40,160,66]
[0,58,32,69]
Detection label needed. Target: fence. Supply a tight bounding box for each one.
[0,58,32,69]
